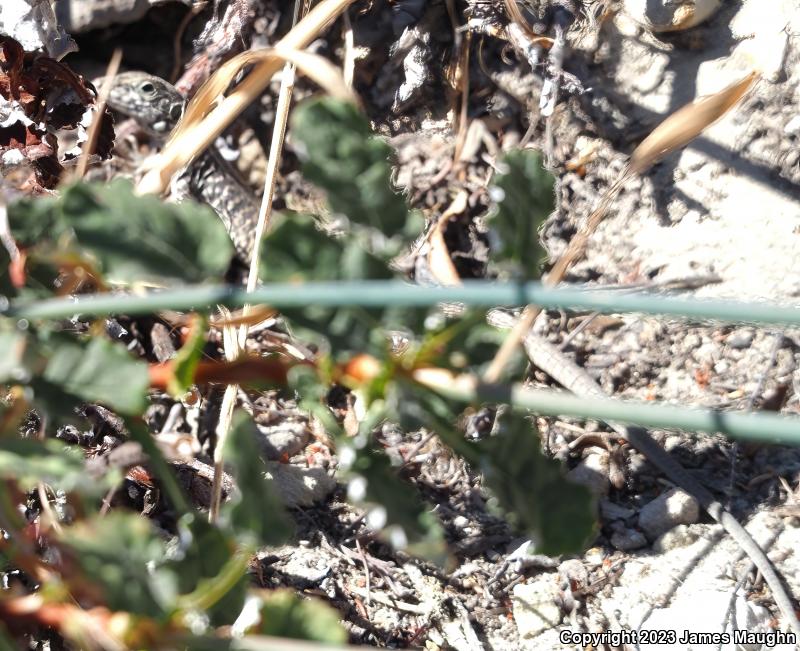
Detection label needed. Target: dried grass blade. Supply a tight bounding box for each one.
[484,71,757,383]
[629,71,758,175]
[72,48,122,181]
[137,0,358,195]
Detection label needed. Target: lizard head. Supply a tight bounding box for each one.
[97,71,185,138]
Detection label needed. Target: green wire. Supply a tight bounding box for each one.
[4,280,799,326]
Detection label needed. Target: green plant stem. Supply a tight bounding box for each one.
[174,546,251,613]
[4,281,800,325]
[422,379,800,447]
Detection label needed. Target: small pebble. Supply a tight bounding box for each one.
[452,515,469,530]
[652,524,702,552]
[727,330,754,349]
[638,488,700,540]
[600,500,636,521]
[611,528,648,551]
[566,452,611,496]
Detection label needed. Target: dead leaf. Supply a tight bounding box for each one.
[0,35,115,189]
[427,190,468,286]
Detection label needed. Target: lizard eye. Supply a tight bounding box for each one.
[169,104,183,122]
[139,81,155,94]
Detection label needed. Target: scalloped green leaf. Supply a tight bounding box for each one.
[476,411,596,555]
[256,590,347,644]
[220,411,293,547]
[0,438,89,492]
[7,180,233,284]
[291,98,410,237]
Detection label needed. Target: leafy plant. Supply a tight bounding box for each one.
[0,96,594,649]
[8,180,233,285]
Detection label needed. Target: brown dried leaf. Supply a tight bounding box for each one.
[0,35,115,188]
[427,190,468,286]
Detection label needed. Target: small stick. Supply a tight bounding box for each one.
[73,48,122,180]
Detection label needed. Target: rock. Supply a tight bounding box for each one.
[0,0,76,59]
[638,488,700,540]
[611,528,648,551]
[727,330,754,349]
[279,547,334,585]
[623,0,721,32]
[452,515,469,530]
[558,559,588,588]
[55,0,184,34]
[264,462,336,508]
[566,452,610,496]
[600,499,636,521]
[786,115,800,136]
[512,578,562,640]
[652,524,702,552]
[256,422,310,461]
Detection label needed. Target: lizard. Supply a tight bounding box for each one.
[487,308,800,637]
[101,72,800,637]
[98,71,260,263]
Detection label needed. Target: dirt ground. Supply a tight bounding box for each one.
[26,0,800,648]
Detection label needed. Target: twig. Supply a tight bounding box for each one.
[346,587,429,615]
[558,311,601,350]
[355,539,371,613]
[34,415,62,534]
[73,48,122,180]
[401,430,437,467]
[211,1,312,520]
[209,307,242,524]
[171,1,208,83]
[727,333,783,507]
[342,9,355,89]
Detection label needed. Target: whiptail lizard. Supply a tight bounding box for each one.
[101,71,799,636]
[100,71,260,262]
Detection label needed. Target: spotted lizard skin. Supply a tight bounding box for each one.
[101,71,259,262]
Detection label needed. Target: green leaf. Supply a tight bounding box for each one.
[0,323,148,423]
[0,624,18,651]
[395,385,595,556]
[404,310,526,380]
[340,401,448,564]
[477,411,595,555]
[0,438,90,492]
[167,315,207,397]
[0,238,14,300]
[259,212,391,283]
[169,514,247,626]
[42,334,149,415]
[291,98,409,237]
[60,513,174,618]
[488,150,554,279]
[255,590,347,644]
[261,212,424,359]
[220,411,293,547]
[7,180,233,284]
